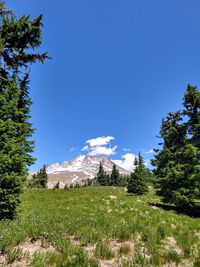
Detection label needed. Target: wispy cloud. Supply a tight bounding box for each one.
[69,146,78,152]
[122,148,130,152]
[145,148,154,154]
[81,145,89,152]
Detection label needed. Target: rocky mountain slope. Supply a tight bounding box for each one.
[45,155,130,188]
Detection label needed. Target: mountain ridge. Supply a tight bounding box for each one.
[44,155,130,188]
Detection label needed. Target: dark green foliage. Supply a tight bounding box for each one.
[84,178,93,187]
[96,162,109,186]
[74,182,80,188]
[117,174,130,187]
[153,85,200,209]
[69,183,74,188]
[146,168,155,185]
[127,153,148,195]
[28,165,48,188]
[96,162,128,187]
[0,2,48,219]
[38,165,48,188]
[152,112,187,205]
[0,13,49,69]
[183,85,200,147]
[53,181,60,189]
[110,164,120,186]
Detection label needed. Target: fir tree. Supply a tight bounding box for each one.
[127,153,148,195]
[0,2,49,219]
[180,85,200,207]
[183,85,200,147]
[53,182,60,189]
[152,111,188,205]
[118,174,129,187]
[28,173,37,188]
[38,165,48,188]
[96,162,108,186]
[110,164,120,186]
[153,85,200,209]
[28,165,48,188]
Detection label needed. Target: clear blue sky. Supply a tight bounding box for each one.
[6,0,200,171]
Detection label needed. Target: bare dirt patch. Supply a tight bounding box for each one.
[0,253,6,265]
[164,236,183,255]
[162,259,193,267]
[109,240,134,255]
[0,238,57,267]
[17,238,56,256]
[99,258,119,267]
[108,195,117,200]
[10,258,29,267]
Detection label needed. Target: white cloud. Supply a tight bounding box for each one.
[145,149,154,154]
[69,146,78,152]
[89,145,117,156]
[113,153,136,171]
[86,136,115,147]
[122,148,130,152]
[81,136,117,156]
[81,145,89,151]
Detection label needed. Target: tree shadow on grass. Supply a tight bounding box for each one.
[148,202,200,218]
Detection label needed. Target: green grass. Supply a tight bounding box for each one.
[0,187,200,266]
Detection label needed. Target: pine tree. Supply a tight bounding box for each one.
[96,162,108,186]
[0,2,49,219]
[110,164,120,186]
[127,153,148,195]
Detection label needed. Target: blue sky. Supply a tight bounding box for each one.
[6,0,200,171]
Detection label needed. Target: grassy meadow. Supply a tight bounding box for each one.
[0,187,200,266]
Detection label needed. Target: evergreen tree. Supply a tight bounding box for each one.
[38,165,48,188]
[180,85,200,207]
[110,164,120,186]
[128,153,148,195]
[183,85,200,147]
[152,111,188,205]
[153,85,200,209]
[53,181,60,189]
[118,174,129,187]
[28,165,48,188]
[96,162,109,186]
[0,2,48,219]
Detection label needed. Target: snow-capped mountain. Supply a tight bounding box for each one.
[45,155,130,188]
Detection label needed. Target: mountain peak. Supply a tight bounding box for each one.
[45,155,130,188]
